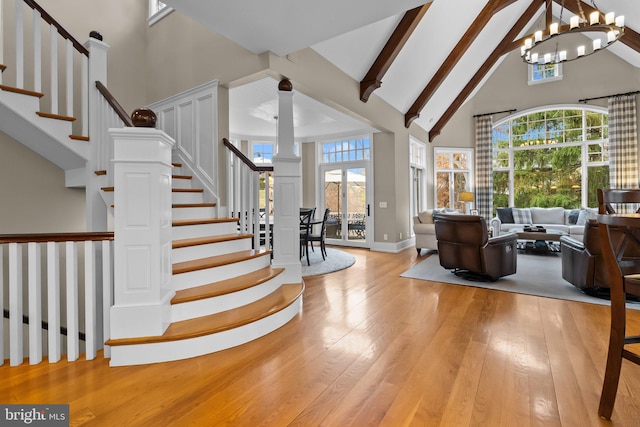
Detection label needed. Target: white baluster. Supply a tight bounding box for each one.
[32,9,41,92]
[65,39,73,117]
[14,0,24,89]
[47,241,61,363]
[84,240,96,360]
[27,242,42,364]
[65,241,79,361]
[253,171,260,250]
[102,240,112,358]
[0,245,4,365]
[49,24,58,114]
[81,54,88,135]
[9,242,23,366]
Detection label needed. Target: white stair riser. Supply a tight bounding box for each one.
[109,296,302,366]
[171,277,284,322]
[172,221,237,240]
[172,206,216,220]
[172,192,203,204]
[172,178,193,189]
[172,238,252,263]
[172,255,270,290]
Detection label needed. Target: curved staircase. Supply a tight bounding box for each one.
[105,164,304,366]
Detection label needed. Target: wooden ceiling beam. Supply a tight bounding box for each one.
[427,0,545,142]
[404,0,516,128]
[562,0,640,54]
[359,3,431,102]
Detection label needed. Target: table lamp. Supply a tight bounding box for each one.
[459,191,474,214]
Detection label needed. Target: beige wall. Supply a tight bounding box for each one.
[0,132,86,233]
[434,47,640,147]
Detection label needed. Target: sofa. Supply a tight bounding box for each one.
[413,210,438,254]
[490,206,596,241]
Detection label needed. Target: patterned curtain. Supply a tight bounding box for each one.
[475,116,493,217]
[608,94,638,189]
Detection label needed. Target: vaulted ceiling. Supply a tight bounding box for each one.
[163,0,640,141]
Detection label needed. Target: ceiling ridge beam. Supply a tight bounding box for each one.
[404,0,515,128]
[359,3,431,103]
[427,0,546,142]
[562,0,640,54]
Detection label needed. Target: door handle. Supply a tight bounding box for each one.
[367,204,370,216]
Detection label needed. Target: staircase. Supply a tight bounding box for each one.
[0,0,304,367]
[104,165,304,366]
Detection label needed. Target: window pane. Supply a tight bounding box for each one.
[436,172,450,208]
[587,165,610,207]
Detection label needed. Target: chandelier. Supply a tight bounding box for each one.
[521,0,624,65]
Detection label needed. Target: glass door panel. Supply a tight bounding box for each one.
[323,168,343,239]
[346,168,366,242]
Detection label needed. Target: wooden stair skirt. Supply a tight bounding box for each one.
[107,283,303,366]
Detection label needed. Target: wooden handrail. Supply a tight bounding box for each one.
[0,231,114,244]
[223,138,274,172]
[96,81,133,127]
[23,0,89,56]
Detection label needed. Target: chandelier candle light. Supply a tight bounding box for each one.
[521,0,624,65]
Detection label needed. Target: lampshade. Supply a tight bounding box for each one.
[459,192,474,202]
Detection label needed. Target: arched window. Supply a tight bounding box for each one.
[492,105,609,210]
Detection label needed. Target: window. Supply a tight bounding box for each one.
[492,106,609,211]
[528,61,562,85]
[434,148,474,212]
[148,0,173,26]
[321,136,370,164]
[410,137,427,217]
[251,142,274,164]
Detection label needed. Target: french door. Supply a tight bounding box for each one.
[320,162,371,247]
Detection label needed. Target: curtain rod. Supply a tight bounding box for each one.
[578,90,640,103]
[473,108,516,118]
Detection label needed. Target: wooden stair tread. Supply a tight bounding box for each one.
[94,170,107,176]
[171,267,285,304]
[70,134,89,141]
[0,84,44,98]
[172,217,237,227]
[173,233,252,249]
[172,203,216,208]
[107,282,303,346]
[172,162,182,168]
[37,111,76,122]
[173,249,270,275]
[172,188,203,193]
[172,175,192,180]
[101,187,204,193]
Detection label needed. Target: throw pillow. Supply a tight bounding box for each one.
[567,209,580,225]
[576,207,598,226]
[496,207,514,223]
[530,207,564,224]
[512,208,532,224]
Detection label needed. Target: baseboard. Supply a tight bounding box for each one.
[370,237,415,253]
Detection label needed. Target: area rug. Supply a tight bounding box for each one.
[401,252,640,309]
[301,247,355,277]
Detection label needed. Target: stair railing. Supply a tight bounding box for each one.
[223,138,274,251]
[6,0,90,135]
[0,232,114,366]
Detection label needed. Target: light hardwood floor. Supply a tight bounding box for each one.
[2,247,640,426]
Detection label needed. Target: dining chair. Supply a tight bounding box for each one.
[308,208,330,260]
[596,188,640,419]
[300,208,314,266]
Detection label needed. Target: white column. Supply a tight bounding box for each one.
[272,79,302,281]
[84,35,110,232]
[110,127,175,339]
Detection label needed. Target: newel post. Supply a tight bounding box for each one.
[110,125,175,339]
[271,79,302,280]
[85,32,109,232]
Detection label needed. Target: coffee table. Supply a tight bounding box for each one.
[515,229,566,254]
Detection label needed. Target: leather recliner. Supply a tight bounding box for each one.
[434,213,518,281]
[561,219,640,296]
